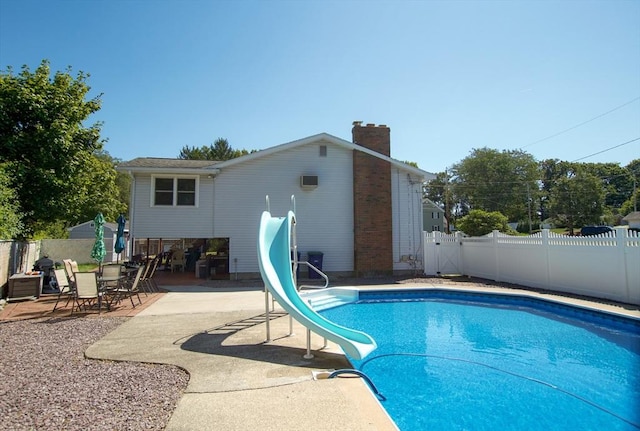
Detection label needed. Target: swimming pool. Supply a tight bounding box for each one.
[318,289,640,431]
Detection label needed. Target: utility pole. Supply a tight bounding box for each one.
[444,169,451,234]
[634,177,637,212]
[526,183,533,233]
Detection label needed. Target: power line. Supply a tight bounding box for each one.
[571,137,640,162]
[522,96,640,148]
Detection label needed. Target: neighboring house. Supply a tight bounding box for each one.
[422,198,445,232]
[622,211,640,230]
[116,122,435,279]
[68,220,130,262]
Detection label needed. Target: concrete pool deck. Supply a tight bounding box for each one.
[85,281,639,431]
[85,284,399,431]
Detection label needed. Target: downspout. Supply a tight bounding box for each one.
[128,170,136,260]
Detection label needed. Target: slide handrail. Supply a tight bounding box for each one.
[297,261,329,290]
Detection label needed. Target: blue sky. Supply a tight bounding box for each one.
[1,0,639,174]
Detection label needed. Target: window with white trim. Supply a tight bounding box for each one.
[432,212,440,219]
[153,176,198,206]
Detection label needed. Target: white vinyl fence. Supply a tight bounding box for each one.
[424,228,640,306]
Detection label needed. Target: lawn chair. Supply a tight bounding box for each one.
[71,272,107,314]
[141,256,160,293]
[62,259,75,285]
[111,265,144,308]
[100,263,122,287]
[51,269,74,312]
[170,249,186,272]
[62,259,80,288]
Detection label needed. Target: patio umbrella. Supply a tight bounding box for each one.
[90,212,107,270]
[114,214,126,262]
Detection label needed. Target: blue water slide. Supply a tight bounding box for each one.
[257,210,377,360]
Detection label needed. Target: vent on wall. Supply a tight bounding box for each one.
[300,175,318,189]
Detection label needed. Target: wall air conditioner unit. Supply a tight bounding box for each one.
[300,175,318,189]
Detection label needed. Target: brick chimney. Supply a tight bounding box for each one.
[352,122,393,277]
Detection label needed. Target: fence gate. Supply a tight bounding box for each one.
[423,231,462,276]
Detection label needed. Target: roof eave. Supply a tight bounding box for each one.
[116,166,221,175]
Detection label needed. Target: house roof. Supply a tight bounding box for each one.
[622,211,640,222]
[423,198,445,213]
[117,158,219,171]
[116,133,435,180]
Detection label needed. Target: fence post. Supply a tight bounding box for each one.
[456,231,463,275]
[542,229,551,289]
[615,227,630,303]
[493,230,500,282]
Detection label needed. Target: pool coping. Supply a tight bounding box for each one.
[302,283,640,320]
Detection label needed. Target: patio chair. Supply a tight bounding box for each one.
[51,269,74,312]
[62,259,81,286]
[100,264,122,289]
[170,249,186,273]
[111,265,144,308]
[141,256,161,293]
[62,259,75,285]
[71,272,106,314]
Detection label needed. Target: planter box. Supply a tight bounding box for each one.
[7,273,43,301]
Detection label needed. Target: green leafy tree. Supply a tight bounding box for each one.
[547,170,605,233]
[539,159,577,222]
[621,159,640,216]
[179,138,252,160]
[456,209,514,236]
[626,159,640,178]
[0,60,111,238]
[581,162,634,208]
[70,150,127,224]
[0,163,23,239]
[451,148,539,222]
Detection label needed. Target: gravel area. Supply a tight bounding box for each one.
[0,316,189,431]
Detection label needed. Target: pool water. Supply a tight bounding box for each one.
[320,292,640,431]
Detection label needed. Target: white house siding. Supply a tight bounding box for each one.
[212,140,354,275]
[130,175,215,238]
[392,169,424,272]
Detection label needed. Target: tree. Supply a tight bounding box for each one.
[451,148,539,222]
[581,162,634,208]
[547,170,605,233]
[455,209,513,236]
[0,163,23,239]
[622,159,640,215]
[0,60,110,238]
[70,150,127,225]
[539,158,577,222]
[179,138,252,160]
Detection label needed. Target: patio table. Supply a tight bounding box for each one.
[97,275,126,305]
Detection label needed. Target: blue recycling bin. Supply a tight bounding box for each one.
[307,251,323,279]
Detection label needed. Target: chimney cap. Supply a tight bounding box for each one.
[352,121,363,126]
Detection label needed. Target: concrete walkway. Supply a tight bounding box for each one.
[86,285,397,431]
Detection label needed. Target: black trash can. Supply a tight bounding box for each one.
[307,251,323,279]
